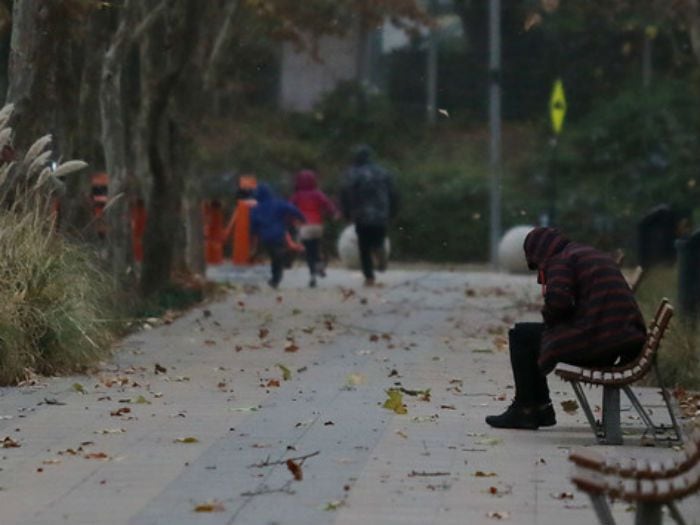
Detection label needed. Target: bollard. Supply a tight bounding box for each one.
[675,229,700,320]
[637,205,677,268]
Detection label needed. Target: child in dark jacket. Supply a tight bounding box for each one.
[290,169,338,287]
[250,183,306,288]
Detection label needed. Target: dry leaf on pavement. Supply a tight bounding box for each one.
[286,459,303,481]
[193,500,226,512]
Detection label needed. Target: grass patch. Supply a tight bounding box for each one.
[634,265,700,389]
[0,206,115,385]
[0,105,116,385]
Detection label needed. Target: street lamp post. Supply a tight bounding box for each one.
[489,0,502,268]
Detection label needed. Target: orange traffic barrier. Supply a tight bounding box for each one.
[130,198,147,262]
[223,175,258,266]
[204,200,225,265]
[91,172,109,240]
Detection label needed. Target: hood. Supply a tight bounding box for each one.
[523,227,570,270]
[254,183,273,202]
[295,170,318,191]
[352,144,373,166]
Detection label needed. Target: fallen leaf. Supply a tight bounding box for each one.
[72,383,86,394]
[174,437,199,444]
[323,500,345,511]
[96,428,126,435]
[475,437,502,446]
[110,407,131,417]
[486,511,511,520]
[84,452,110,460]
[266,379,281,388]
[383,389,408,415]
[2,436,20,448]
[284,340,299,353]
[286,459,303,481]
[346,373,365,386]
[132,395,150,404]
[276,363,292,381]
[42,458,62,465]
[560,399,579,414]
[193,500,226,512]
[474,471,498,477]
[154,363,167,374]
[550,492,574,500]
[259,328,269,339]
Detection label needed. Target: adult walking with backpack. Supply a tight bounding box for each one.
[340,145,399,286]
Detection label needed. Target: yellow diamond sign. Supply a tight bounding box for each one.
[549,79,566,135]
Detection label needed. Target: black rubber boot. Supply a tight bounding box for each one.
[486,402,539,429]
[537,403,556,427]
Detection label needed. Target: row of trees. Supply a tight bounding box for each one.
[4,0,700,293]
[1,0,429,296]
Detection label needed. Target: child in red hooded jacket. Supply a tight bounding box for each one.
[290,169,339,287]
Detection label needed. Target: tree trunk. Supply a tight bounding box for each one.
[687,0,700,65]
[139,1,199,296]
[99,0,167,285]
[100,3,136,284]
[6,2,81,154]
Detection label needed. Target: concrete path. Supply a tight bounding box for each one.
[0,266,697,525]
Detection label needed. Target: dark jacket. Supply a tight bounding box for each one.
[290,170,337,225]
[250,183,305,245]
[340,146,398,226]
[524,227,647,374]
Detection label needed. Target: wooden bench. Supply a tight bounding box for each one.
[569,428,700,525]
[555,299,682,445]
[611,250,645,293]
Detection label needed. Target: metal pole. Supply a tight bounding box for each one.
[489,0,502,267]
[426,25,438,125]
[426,0,438,125]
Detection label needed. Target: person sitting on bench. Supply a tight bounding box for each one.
[486,227,647,430]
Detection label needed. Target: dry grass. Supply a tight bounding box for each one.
[0,104,114,385]
[634,265,700,389]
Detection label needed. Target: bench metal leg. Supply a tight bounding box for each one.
[666,502,688,525]
[570,380,604,439]
[602,386,623,445]
[588,493,617,525]
[622,385,657,433]
[635,502,662,525]
[654,364,684,443]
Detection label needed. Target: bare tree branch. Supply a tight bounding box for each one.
[203,0,242,89]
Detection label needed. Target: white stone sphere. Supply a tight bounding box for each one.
[337,224,391,270]
[498,225,535,273]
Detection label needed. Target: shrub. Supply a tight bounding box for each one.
[0,105,115,385]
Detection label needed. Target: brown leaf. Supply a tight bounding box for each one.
[193,500,226,512]
[154,363,167,374]
[286,459,303,481]
[84,452,109,460]
[369,334,379,342]
[474,471,497,477]
[110,407,131,417]
[550,492,574,500]
[2,436,20,448]
[266,379,281,388]
[204,339,217,346]
[284,340,299,353]
[560,399,579,414]
[259,328,269,340]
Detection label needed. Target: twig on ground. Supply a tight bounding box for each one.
[248,450,320,468]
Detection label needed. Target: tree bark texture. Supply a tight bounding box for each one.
[139,1,199,295]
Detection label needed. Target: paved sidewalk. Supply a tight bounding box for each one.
[0,266,697,525]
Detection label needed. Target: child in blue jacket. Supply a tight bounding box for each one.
[250,183,306,288]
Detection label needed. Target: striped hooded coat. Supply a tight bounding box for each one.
[523,227,646,374]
